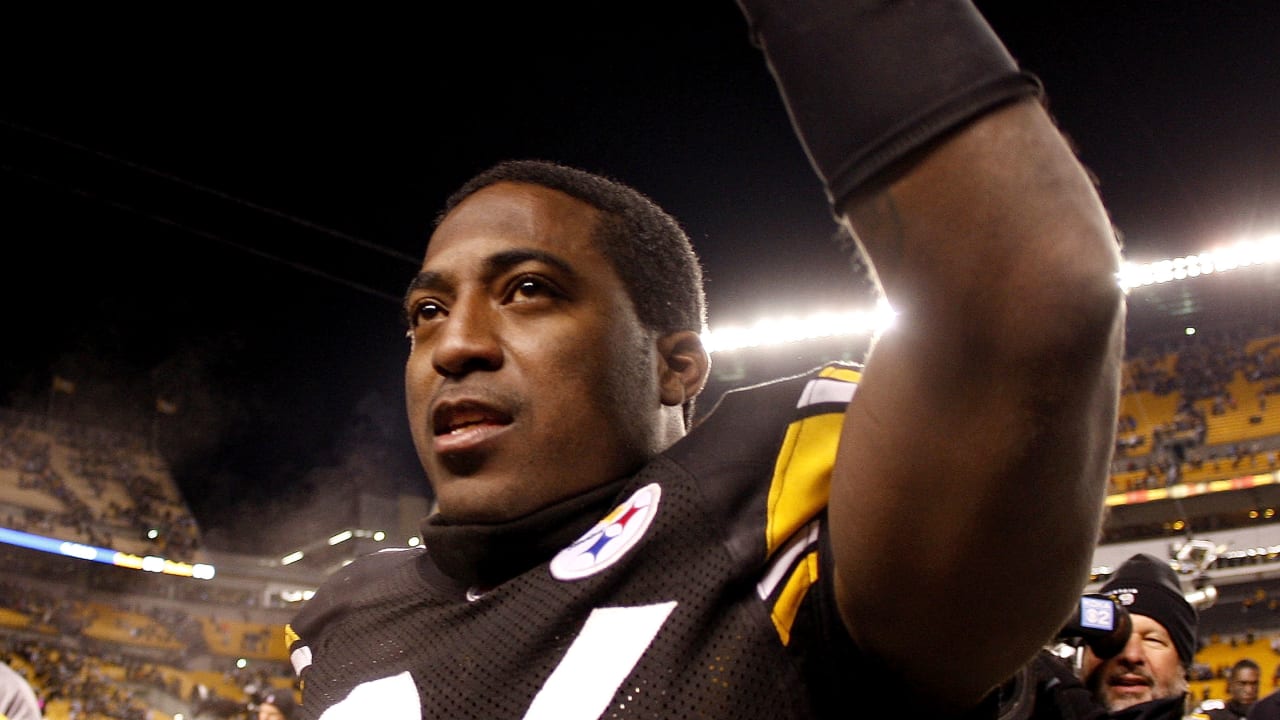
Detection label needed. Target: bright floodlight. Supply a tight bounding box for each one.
[703,299,897,355]
[1116,234,1279,291]
[699,234,1274,356]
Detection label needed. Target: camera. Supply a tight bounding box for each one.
[1051,593,1133,671]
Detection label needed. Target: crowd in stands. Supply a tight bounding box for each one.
[1108,325,1280,496]
[0,578,209,663]
[2,629,297,720]
[0,319,1277,717]
[0,553,295,719]
[1183,633,1280,709]
[0,410,201,562]
[1122,328,1280,400]
[0,580,91,638]
[3,637,168,720]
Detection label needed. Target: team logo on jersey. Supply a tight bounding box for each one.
[550,483,661,581]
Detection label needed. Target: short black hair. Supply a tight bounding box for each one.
[436,159,707,336]
[1231,658,1260,678]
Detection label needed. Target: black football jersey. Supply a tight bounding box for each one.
[287,364,866,719]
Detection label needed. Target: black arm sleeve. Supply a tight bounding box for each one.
[735,0,1042,210]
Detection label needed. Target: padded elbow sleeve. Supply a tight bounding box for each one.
[736,0,1042,210]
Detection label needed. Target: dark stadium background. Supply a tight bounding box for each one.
[2,3,1277,556]
[1,4,1279,719]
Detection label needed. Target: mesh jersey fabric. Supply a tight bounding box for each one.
[285,362,948,719]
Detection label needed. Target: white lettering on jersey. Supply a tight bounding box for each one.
[318,670,420,720]
[523,601,678,720]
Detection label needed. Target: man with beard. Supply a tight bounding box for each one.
[996,554,1198,720]
[1080,554,1199,719]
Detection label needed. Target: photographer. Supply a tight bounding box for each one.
[1001,553,1198,720]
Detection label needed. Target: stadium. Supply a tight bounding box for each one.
[2,236,1277,719]
[3,3,1279,718]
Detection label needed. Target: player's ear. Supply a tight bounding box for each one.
[656,330,710,407]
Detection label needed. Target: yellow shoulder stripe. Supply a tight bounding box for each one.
[765,365,858,555]
[770,550,820,645]
[766,411,843,555]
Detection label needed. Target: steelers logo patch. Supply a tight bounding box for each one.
[550,483,661,581]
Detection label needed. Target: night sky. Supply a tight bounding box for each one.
[2,2,1278,554]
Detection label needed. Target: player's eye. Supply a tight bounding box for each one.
[409,298,447,326]
[506,275,561,303]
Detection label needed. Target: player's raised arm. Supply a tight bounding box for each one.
[736,0,1126,710]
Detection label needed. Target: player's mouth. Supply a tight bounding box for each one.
[431,400,514,455]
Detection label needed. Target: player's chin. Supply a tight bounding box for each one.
[430,475,533,525]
